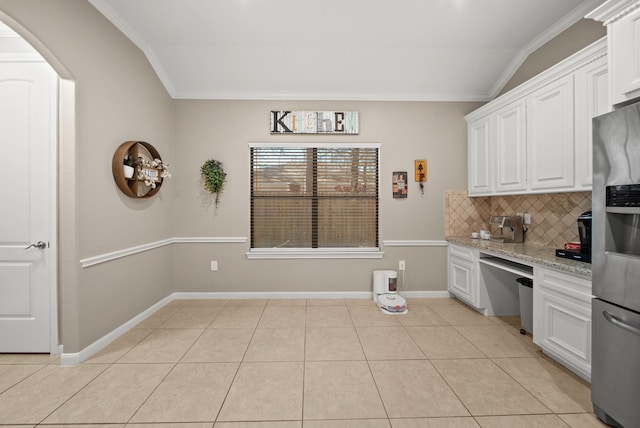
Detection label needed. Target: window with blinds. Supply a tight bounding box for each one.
[250,144,379,249]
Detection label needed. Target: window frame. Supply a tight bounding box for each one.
[247,142,383,260]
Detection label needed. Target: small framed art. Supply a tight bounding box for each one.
[393,171,407,198]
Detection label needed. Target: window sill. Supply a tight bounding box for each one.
[246,248,384,259]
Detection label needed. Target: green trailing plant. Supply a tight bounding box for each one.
[201,159,227,206]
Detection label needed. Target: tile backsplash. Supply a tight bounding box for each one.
[444,190,592,248]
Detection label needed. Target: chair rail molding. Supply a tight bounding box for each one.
[383,240,448,247]
[79,236,247,267]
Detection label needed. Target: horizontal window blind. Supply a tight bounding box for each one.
[251,146,378,249]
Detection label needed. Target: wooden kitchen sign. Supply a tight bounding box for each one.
[270,111,359,134]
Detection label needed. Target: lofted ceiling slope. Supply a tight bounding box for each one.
[89,0,605,101]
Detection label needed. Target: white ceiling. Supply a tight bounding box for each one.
[89,0,605,101]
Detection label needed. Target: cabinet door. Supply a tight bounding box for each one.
[468,115,492,196]
[494,99,527,193]
[574,55,609,190]
[448,256,476,306]
[448,245,478,307]
[527,75,575,191]
[533,267,592,380]
[610,6,640,105]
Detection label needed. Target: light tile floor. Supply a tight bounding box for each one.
[0,297,609,427]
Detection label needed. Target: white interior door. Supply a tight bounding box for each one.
[0,59,57,353]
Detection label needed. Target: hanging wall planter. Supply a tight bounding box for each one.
[201,159,227,206]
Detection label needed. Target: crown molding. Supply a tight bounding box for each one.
[172,90,492,102]
[88,0,177,97]
[490,0,607,98]
[467,37,607,121]
[587,0,640,24]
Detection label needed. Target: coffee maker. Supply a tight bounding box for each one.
[555,211,592,263]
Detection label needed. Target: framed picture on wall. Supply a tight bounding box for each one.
[393,171,407,198]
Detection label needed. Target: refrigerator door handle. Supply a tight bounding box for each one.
[603,310,640,336]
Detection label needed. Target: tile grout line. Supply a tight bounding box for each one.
[405,302,499,421]
[35,360,111,425]
[123,305,224,425]
[452,318,564,401]
[0,362,51,396]
[301,300,307,423]
[427,354,477,421]
[487,355,556,416]
[4,298,597,426]
[448,324,491,359]
[351,305,393,425]
[124,360,180,425]
[211,302,266,424]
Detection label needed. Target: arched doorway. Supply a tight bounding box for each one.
[0,20,60,353]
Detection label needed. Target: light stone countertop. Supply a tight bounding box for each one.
[447,236,592,279]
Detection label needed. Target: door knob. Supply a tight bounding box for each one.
[24,241,47,250]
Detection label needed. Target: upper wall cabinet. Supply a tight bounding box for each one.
[527,75,575,191]
[495,99,528,193]
[574,54,610,189]
[468,115,492,194]
[465,38,609,196]
[588,1,640,106]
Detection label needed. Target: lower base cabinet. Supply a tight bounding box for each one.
[533,266,592,381]
[447,245,479,308]
[446,244,593,381]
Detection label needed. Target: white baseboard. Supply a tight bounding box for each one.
[171,291,377,300]
[60,294,174,366]
[60,290,449,366]
[172,290,449,300]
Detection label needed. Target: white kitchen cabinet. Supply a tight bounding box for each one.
[468,115,492,196]
[574,54,610,190]
[588,1,640,105]
[447,241,593,380]
[465,38,607,196]
[533,266,592,381]
[527,75,575,191]
[495,99,528,193]
[467,98,528,196]
[447,244,479,307]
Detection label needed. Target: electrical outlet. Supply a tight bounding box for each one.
[210,261,218,271]
[523,213,532,225]
[399,260,406,271]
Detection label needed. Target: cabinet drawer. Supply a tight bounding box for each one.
[448,244,475,262]
[536,267,592,303]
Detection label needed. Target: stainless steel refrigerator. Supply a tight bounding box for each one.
[592,102,640,428]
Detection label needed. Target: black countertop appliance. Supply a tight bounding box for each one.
[555,211,592,263]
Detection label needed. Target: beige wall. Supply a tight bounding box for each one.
[499,19,605,96]
[0,0,174,352]
[172,100,480,293]
[0,0,603,354]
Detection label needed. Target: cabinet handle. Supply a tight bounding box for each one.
[603,310,640,336]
